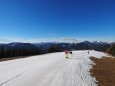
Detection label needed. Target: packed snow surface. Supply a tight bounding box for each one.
[0,50,108,86]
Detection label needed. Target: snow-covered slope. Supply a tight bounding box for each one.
[0,50,108,86]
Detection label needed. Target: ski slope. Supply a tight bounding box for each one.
[0,50,108,86]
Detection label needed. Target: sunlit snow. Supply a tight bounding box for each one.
[0,50,108,86]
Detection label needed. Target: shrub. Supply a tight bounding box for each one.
[107,43,115,56]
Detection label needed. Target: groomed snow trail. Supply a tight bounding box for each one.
[0,50,108,86]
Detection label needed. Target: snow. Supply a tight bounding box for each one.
[0,50,108,86]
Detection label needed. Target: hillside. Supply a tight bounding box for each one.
[0,41,110,59]
[90,57,115,86]
[0,50,108,86]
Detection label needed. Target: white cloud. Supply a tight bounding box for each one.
[0,37,114,43]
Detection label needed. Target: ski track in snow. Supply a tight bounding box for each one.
[0,50,108,86]
[0,74,22,86]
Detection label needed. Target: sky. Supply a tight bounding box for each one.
[0,0,115,43]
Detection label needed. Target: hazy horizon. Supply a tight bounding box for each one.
[0,37,114,44]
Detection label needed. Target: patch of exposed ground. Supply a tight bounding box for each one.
[0,56,28,62]
[90,57,115,86]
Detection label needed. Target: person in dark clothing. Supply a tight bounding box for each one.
[88,51,89,54]
[69,51,72,57]
[69,51,72,54]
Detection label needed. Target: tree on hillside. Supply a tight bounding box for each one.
[0,43,40,59]
[0,45,4,58]
[48,44,62,53]
[107,43,115,56]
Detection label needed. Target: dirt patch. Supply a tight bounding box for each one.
[90,57,115,86]
[0,56,28,62]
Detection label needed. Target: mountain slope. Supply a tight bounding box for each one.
[0,50,108,86]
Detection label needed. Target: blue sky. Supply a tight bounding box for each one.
[0,0,115,42]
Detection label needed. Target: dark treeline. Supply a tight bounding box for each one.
[46,41,111,53]
[48,44,63,53]
[0,43,40,58]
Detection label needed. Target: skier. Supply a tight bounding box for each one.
[88,51,89,54]
[69,50,72,57]
[65,50,69,58]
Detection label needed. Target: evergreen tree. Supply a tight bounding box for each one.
[107,43,115,56]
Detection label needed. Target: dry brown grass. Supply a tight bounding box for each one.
[90,57,115,86]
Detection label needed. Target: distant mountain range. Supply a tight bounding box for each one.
[0,41,112,58]
[0,41,111,49]
[32,41,111,53]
